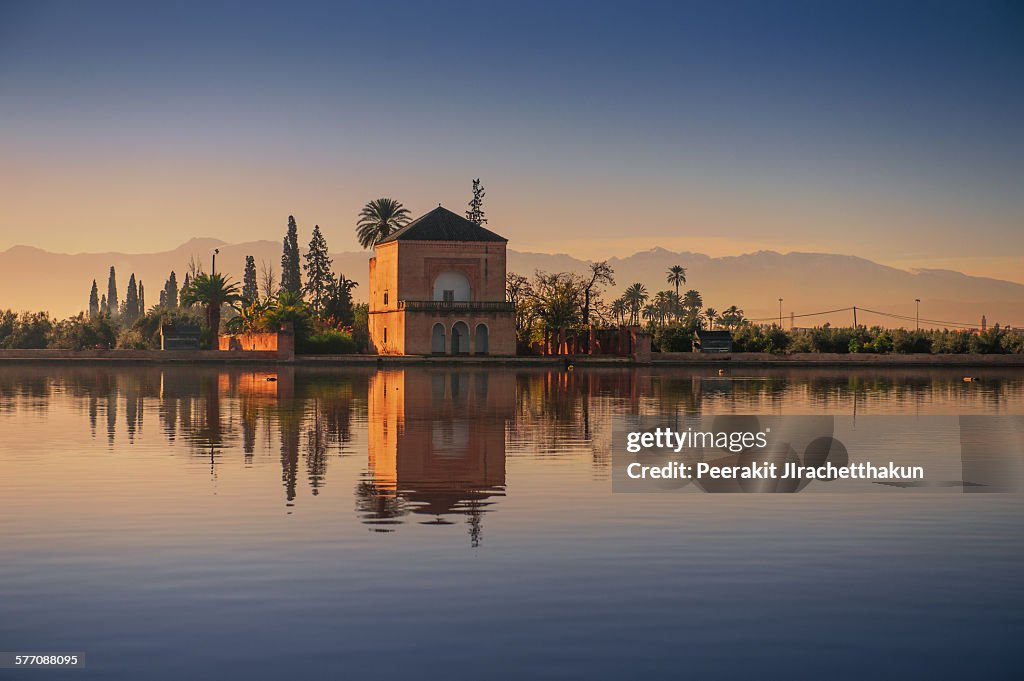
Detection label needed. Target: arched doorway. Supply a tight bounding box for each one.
[475,323,489,355]
[451,321,469,355]
[431,323,446,354]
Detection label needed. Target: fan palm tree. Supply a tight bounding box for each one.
[180,273,242,338]
[666,264,687,296]
[356,198,412,249]
[623,283,648,325]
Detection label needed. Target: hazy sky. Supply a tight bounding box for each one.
[1,1,1022,280]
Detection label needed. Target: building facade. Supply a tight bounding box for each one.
[368,206,516,355]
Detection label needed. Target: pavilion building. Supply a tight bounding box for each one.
[367,206,516,355]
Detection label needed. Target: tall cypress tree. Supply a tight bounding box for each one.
[164,271,178,310]
[100,294,108,316]
[89,280,100,319]
[280,215,302,295]
[466,178,487,226]
[138,280,145,315]
[125,274,139,324]
[159,289,167,307]
[107,267,119,318]
[303,225,333,314]
[242,255,259,305]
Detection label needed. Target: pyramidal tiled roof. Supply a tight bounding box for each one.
[378,206,507,244]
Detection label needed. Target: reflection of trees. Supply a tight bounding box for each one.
[0,366,368,504]
[5,364,1024,515]
[279,403,301,503]
[511,369,641,467]
[355,477,409,530]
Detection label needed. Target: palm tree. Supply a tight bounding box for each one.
[180,273,242,338]
[265,291,312,335]
[336,273,358,294]
[654,291,675,327]
[356,198,412,249]
[623,283,648,325]
[610,298,627,326]
[705,307,718,330]
[721,305,745,329]
[226,297,275,334]
[666,265,687,296]
[642,303,659,326]
[682,289,703,324]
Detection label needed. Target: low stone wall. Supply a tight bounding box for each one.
[0,349,279,362]
[219,332,278,352]
[217,329,294,360]
[653,352,1024,366]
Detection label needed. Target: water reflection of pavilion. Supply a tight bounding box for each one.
[359,369,514,546]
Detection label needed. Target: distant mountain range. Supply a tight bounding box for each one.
[2,238,1021,328]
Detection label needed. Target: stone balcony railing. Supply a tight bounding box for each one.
[397,300,515,313]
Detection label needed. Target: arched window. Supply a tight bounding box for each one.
[431,323,446,354]
[475,323,489,354]
[451,321,469,355]
[433,271,471,302]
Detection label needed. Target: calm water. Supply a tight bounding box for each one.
[1,365,1022,679]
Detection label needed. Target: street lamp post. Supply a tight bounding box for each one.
[915,298,921,331]
[778,298,783,328]
[212,248,219,275]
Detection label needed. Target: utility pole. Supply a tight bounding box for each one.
[853,306,858,328]
[915,298,920,331]
[212,248,219,275]
[778,298,783,327]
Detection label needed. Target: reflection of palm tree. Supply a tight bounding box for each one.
[279,405,301,503]
[666,264,687,296]
[355,480,408,525]
[306,406,327,495]
[356,198,412,249]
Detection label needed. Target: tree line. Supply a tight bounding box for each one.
[506,262,748,350]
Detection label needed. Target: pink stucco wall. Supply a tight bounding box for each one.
[368,240,515,355]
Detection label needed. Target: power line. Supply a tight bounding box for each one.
[745,305,856,321]
[744,305,1020,329]
[857,307,982,329]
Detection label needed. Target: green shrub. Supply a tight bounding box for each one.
[0,310,53,349]
[48,313,118,350]
[131,307,205,349]
[731,325,767,352]
[654,325,694,352]
[969,328,1007,354]
[116,328,148,349]
[299,329,357,355]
